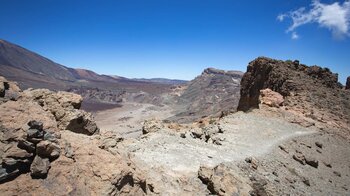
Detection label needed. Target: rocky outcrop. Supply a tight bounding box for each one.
[0,76,21,103]
[238,57,341,111]
[346,76,350,90]
[237,57,350,138]
[22,89,99,135]
[198,164,252,195]
[142,119,164,134]
[0,76,150,195]
[0,120,60,182]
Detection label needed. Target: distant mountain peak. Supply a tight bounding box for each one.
[202,67,244,77]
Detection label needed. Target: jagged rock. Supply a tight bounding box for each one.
[62,140,74,159]
[30,156,50,178]
[323,161,332,168]
[245,156,259,169]
[27,129,44,138]
[0,167,19,182]
[27,120,43,130]
[305,157,318,168]
[259,88,284,107]
[64,110,99,135]
[333,171,341,177]
[346,76,350,90]
[142,119,163,134]
[0,82,5,97]
[0,76,21,101]
[198,166,212,184]
[198,164,252,195]
[56,91,83,109]
[36,141,61,159]
[315,141,323,148]
[22,89,99,135]
[293,152,306,165]
[17,139,36,153]
[3,146,33,160]
[43,132,58,143]
[237,57,350,140]
[190,128,203,139]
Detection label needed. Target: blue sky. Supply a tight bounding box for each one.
[0,0,349,83]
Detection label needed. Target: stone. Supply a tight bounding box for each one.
[198,164,252,195]
[245,157,258,169]
[64,111,99,135]
[27,129,44,138]
[17,139,36,153]
[302,178,311,186]
[346,76,350,90]
[142,119,163,134]
[56,91,83,109]
[63,141,74,159]
[293,153,306,165]
[323,161,332,168]
[27,120,43,130]
[333,171,341,177]
[30,156,50,178]
[278,144,289,153]
[191,128,203,139]
[315,141,323,148]
[0,82,5,97]
[4,146,33,160]
[0,167,19,182]
[43,132,58,142]
[198,166,212,184]
[36,141,61,159]
[259,88,284,107]
[305,157,318,168]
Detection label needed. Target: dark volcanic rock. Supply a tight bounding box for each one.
[36,141,61,159]
[346,76,350,90]
[28,120,44,131]
[30,156,50,178]
[237,57,350,138]
[238,57,340,111]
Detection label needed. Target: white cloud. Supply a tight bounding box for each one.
[278,0,350,39]
[291,32,299,39]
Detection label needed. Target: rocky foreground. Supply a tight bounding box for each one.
[1,57,350,195]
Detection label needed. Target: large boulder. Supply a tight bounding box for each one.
[22,89,99,135]
[237,57,350,138]
[198,164,252,195]
[0,76,21,101]
[142,119,164,134]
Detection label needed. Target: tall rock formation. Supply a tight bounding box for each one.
[237,57,350,138]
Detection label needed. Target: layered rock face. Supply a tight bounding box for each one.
[238,57,350,138]
[170,68,243,122]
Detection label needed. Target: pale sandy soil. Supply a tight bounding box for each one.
[95,102,175,138]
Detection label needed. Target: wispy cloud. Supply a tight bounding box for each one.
[291,32,299,40]
[278,0,350,39]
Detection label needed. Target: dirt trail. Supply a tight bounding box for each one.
[112,111,316,194]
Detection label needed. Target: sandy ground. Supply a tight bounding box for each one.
[95,102,175,138]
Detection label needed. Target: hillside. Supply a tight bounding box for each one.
[1,57,349,195]
[168,68,243,122]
